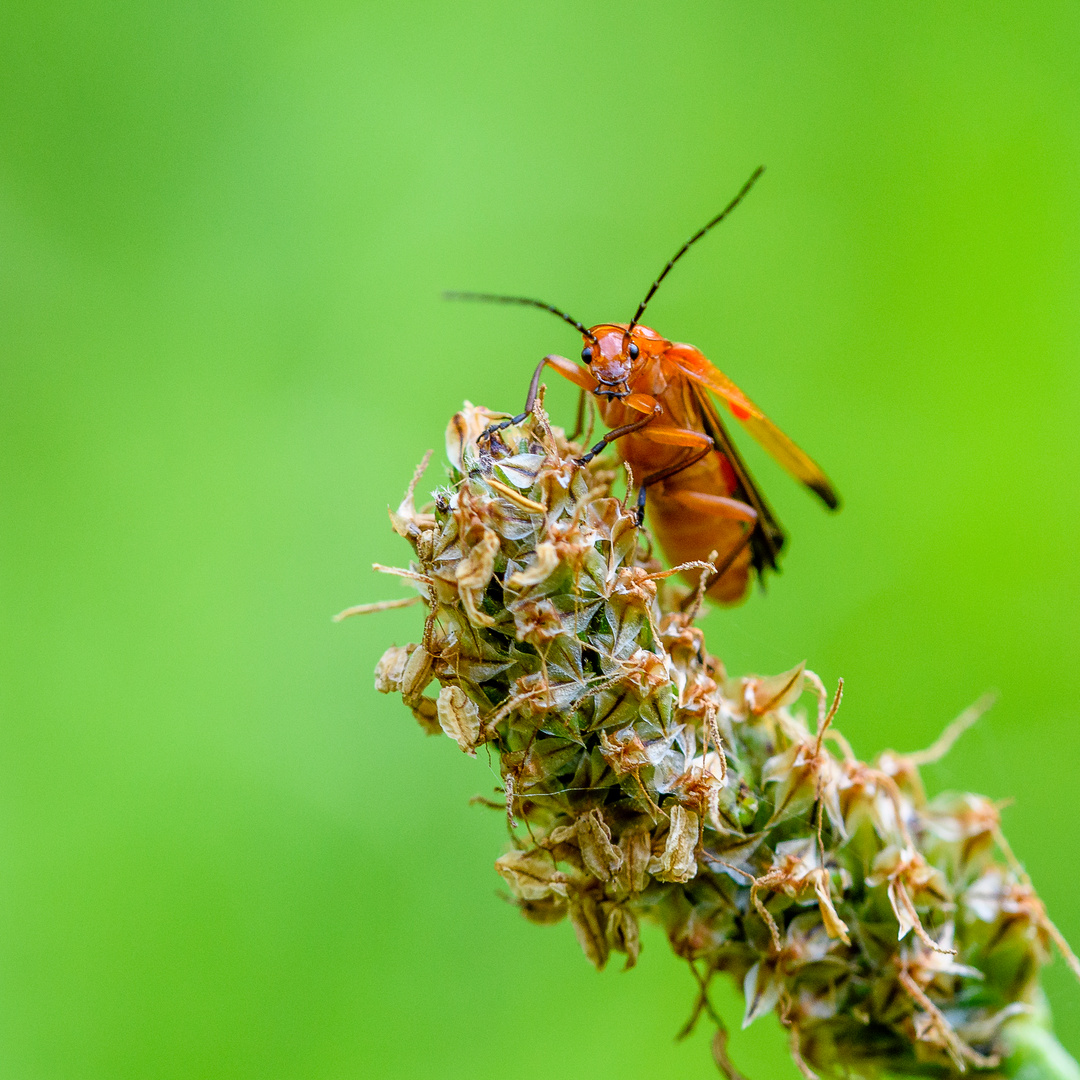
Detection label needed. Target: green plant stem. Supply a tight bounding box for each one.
[1001,1020,1080,1080]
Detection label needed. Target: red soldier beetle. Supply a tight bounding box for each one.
[446,167,839,604]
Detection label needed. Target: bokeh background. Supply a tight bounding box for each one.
[2,2,1079,1077]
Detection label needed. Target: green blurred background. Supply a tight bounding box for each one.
[2,2,1079,1077]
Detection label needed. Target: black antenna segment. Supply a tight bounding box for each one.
[626,165,766,335]
[444,291,598,345]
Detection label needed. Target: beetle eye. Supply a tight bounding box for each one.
[581,346,593,363]
[627,342,639,360]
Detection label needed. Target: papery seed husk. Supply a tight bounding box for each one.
[577,808,624,883]
[400,644,433,701]
[653,806,699,883]
[617,827,652,895]
[374,644,412,694]
[495,850,570,901]
[436,685,480,755]
[604,902,641,969]
[569,890,610,970]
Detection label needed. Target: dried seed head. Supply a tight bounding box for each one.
[365,402,1078,1078]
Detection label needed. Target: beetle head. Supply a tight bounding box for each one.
[580,323,664,400]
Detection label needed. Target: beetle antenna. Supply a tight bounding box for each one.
[444,291,598,345]
[626,166,765,335]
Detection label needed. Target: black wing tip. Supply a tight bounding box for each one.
[811,481,841,512]
[750,521,785,578]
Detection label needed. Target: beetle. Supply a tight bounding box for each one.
[447,167,839,604]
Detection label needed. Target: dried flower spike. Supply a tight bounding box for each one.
[363,403,1079,1079]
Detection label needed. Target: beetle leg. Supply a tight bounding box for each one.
[479,357,546,442]
[567,389,588,442]
[635,442,715,524]
[656,489,759,594]
[481,354,593,442]
[673,526,758,614]
[659,489,759,523]
[631,425,717,524]
[575,405,661,466]
[637,425,713,449]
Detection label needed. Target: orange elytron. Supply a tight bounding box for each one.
[448,167,839,603]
